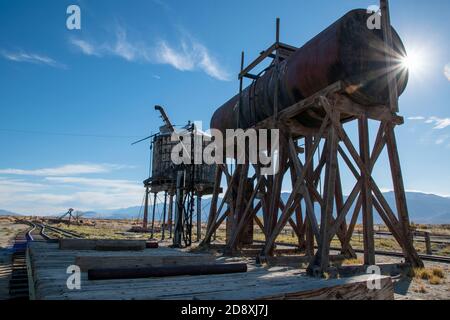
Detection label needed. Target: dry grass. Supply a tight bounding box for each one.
[429,276,444,285]
[412,267,446,285]
[341,257,364,265]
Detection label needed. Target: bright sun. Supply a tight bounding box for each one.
[401,50,427,75]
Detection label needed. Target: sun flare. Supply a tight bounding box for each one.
[401,49,427,75]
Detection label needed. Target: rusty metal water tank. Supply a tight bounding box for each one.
[147,127,177,192]
[211,9,408,132]
[147,124,217,195]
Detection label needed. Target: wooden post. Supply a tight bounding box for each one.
[197,195,202,242]
[304,135,315,257]
[150,192,157,239]
[168,193,173,238]
[173,171,185,247]
[143,186,149,230]
[161,191,167,240]
[424,232,432,255]
[311,110,339,274]
[385,125,423,267]
[359,115,376,265]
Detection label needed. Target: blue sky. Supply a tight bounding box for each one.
[0,0,449,215]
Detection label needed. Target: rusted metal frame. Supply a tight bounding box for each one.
[228,176,264,250]
[359,115,376,265]
[384,123,423,267]
[311,109,340,272]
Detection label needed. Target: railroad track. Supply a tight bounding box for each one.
[8,221,45,300]
[253,240,450,264]
[7,220,83,300]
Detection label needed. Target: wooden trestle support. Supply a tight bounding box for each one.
[200,81,424,274]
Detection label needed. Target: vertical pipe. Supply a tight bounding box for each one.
[380,0,399,113]
[173,171,185,247]
[150,192,157,239]
[143,186,149,230]
[162,191,167,240]
[197,195,202,241]
[168,193,174,238]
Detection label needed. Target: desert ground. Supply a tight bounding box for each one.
[0,216,449,300]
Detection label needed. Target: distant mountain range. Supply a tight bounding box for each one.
[1,192,449,224]
[0,209,21,216]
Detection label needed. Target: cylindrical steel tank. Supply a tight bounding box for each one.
[211,9,408,131]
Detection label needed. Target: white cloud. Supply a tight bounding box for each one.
[45,176,141,192]
[444,63,450,81]
[428,116,450,129]
[407,115,450,130]
[70,38,100,56]
[435,135,449,145]
[1,50,66,68]
[69,27,230,81]
[0,166,142,215]
[0,163,127,177]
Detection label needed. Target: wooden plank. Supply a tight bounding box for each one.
[59,239,146,251]
[75,254,216,272]
[29,242,394,301]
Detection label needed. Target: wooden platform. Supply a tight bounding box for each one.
[27,242,394,300]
